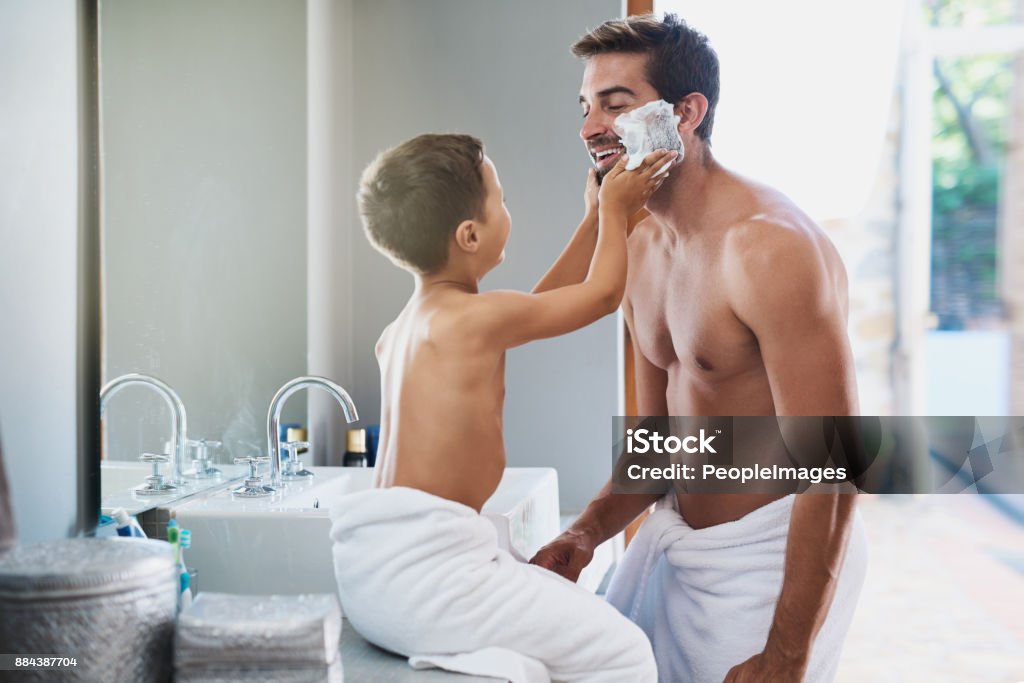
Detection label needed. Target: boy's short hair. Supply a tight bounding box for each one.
[358,133,486,275]
[572,13,719,143]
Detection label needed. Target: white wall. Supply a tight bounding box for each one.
[307,0,356,467]
[349,0,621,511]
[0,0,83,541]
[101,0,308,463]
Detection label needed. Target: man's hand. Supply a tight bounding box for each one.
[529,529,596,582]
[723,645,808,683]
[599,150,675,218]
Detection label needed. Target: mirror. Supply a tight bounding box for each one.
[98,0,310,511]
[97,0,625,516]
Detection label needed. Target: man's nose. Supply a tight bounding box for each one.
[580,110,611,141]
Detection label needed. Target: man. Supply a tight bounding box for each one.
[530,14,867,683]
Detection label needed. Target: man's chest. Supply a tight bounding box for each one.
[626,241,759,376]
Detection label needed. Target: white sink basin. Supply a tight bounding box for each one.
[101,460,154,492]
[169,467,560,599]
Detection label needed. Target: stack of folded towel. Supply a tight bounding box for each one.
[175,592,343,683]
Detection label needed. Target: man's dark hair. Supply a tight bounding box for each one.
[358,133,486,274]
[572,13,720,142]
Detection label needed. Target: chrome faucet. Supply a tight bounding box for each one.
[100,373,188,486]
[265,376,358,487]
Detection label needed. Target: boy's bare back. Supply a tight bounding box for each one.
[373,288,508,510]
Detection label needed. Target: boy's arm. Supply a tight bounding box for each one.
[531,171,598,294]
[477,151,673,349]
[532,171,647,294]
[531,213,598,294]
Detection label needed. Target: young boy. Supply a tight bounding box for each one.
[330,133,674,682]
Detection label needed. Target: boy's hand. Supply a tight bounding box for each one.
[598,149,676,217]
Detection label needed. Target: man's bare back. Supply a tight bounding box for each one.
[624,166,851,529]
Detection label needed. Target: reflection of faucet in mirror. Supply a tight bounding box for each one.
[185,438,222,479]
[266,377,358,488]
[100,373,188,487]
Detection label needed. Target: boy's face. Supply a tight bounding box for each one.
[477,156,511,269]
[579,52,664,180]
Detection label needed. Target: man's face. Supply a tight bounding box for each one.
[579,52,663,180]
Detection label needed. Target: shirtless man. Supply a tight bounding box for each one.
[531,14,866,682]
[331,133,674,681]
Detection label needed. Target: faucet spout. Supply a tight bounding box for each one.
[266,376,358,487]
[100,373,188,486]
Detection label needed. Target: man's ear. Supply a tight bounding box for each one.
[453,219,479,254]
[675,92,709,136]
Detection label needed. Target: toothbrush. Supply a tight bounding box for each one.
[179,529,193,608]
[167,520,192,608]
[167,519,180,564]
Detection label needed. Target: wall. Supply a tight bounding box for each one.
[0,0,84,541]
[349,0,621,511]
[101,0,308,463]
[307,0,356,467]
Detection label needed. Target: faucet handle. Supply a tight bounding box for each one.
[233,455,269,479]
[280,441,310,458]
[231,456,274,498]
[188,438,223,451]
[280,441,313,479]
[135,453,177,496]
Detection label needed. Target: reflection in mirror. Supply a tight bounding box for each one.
[98,0,309,511]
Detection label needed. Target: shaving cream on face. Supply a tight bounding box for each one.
[614,100,683,171]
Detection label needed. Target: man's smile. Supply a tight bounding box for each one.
[588,138,626,175]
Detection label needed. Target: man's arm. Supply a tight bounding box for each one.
[530,296,668,579]
[724,220,859,682]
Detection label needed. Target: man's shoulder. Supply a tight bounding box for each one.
[720,195,846,315]
[721,181,835,273]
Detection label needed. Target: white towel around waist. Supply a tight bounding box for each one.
[606,494,867,683]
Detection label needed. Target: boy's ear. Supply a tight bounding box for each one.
[453,219,479,254]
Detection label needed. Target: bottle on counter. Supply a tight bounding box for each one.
[343,429,368,467]
[112,508,147,538]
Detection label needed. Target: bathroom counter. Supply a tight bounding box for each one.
[340,619,494,682]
